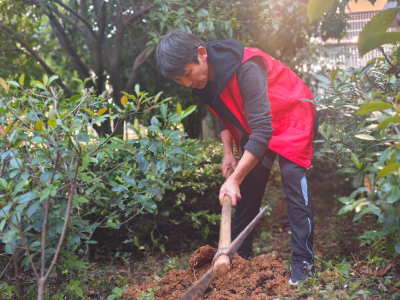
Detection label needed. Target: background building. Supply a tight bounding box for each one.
[319,0,395,69]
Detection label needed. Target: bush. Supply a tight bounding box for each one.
[314,50,400,258]
[0,75,198,299]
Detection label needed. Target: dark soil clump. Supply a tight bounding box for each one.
[123,245,295,299]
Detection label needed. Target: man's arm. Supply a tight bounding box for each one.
[220,129,237,177]
[219,149,258,206]
[219,57,273,206]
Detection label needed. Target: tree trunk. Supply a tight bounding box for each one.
[38,279,45,300]
[93,118,112,137]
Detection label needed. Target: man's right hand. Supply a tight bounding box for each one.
[221,152,238,178]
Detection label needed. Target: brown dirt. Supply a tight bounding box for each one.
[123,245,296,300]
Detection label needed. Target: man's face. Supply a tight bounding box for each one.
[173,46,209,89]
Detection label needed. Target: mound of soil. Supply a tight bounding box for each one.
[123,245,296,299]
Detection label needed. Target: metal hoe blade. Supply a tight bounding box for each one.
[180,205,269,300]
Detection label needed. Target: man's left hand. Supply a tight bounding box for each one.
[219,178,241,207]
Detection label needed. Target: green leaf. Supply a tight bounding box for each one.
[197,8,208,17]
[122,175,137,187]
[112,186,128,192]
[83,108,95,117]
[142,188,162,195]
[18,191,37,204]
[74,287,83,297]
[376,163,400,178]
[69,94,82,102]
[7,80,20,87]
[48,108,56,119]
[147,125,160,132]
[387,186,400,204]
[377,116,400,130]
[182,105,196,119]
[27,201,40,217]
[358,8,398,56]
[137,153,149,173]
[3,228,19,243]
[395,241,400,254]
[48,75,59,86]
[170,157,181,173]
[314,74,331,85]
[56,220,65,233]
[307,0,336,23]
[12,180,25,196]
[85,240,98,244]
[354,134,376,141]
[40,188,51,201]
[356,102,393,115]
[177,7,185,15]
[0,219,6,232]
[359,32,400,57]
[77,197,89,203]
[141,197,157,213]
[160,104,167,119]
[198,21,206,33]
[151,116,160,126]
[176,102,182,117]
[19,74,25,86]
[81,154,90,170]
[74,260,87,268]
[351,153,363,170]
[0,178,7,189]
[353,205,380,222]
[40,171,52,185]
[206,20,214,31]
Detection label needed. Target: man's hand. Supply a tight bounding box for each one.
[219,177,241,207]
[221,152,237,178]
[218,150,259,207]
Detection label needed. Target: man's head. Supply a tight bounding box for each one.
[156,30,209,89]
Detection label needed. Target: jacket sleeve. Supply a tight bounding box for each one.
[217,118,227,133]
[237,57,274,162]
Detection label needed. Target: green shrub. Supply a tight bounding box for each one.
[315,50,400,258]
[0,75,198,299]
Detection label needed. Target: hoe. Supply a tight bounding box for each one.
[181,169,268,299]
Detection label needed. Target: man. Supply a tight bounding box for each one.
[156,30,317,285]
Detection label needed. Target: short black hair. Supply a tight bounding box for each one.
[156,30,206,78]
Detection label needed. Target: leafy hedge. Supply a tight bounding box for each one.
[0,76,199,298]
[315,50,400,258]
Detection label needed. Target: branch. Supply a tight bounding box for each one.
[380,47,400,71]
[88,116,126,155]
[0,254,13,280]
[23,0,93,83]
[92,0,107,91]
[54,0,95,36]
[125,2,153,26]
[43,157,81,283]
[124,46,154,92]
[54,10,99,80]
[194,0,211,11]
[0,22,73,97]
[40,153,59,278]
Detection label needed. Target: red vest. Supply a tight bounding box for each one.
[208,47,316,169]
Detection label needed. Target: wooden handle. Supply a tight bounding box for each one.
[213,168,234,277]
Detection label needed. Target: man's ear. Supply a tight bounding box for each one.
[198,46,207,60]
